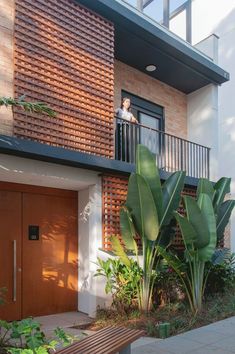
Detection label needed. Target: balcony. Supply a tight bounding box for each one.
[115,117,210,179]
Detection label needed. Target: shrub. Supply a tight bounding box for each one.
[153,261,185,306]
[95,258,142,312]
[0,318,75,353]
[205,253,235,296]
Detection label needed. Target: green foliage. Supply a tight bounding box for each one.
[167,192,217,313]
[0,318,75,353]
[159,178,234,314]
[110,144,185,312]
[197,177,235,244]
[205,252,235,296]
[154,261,184,306]
[95,257,142,312]
[0,96,56,117]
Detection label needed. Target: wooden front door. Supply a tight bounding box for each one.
[0,191,22,321]
[0,184,78,320]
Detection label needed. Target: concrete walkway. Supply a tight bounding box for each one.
[35,312,235,353]
[132,316,235,354]
[35,311,93,339]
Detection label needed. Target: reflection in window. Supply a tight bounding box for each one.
[170,0,187,12]
[120,0,192,43]
[170,9,187,41]
[143,0,164,23]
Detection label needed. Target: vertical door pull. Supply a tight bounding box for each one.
[13,240,17,302]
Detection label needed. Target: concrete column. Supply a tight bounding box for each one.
[187,84,219,182]
[78,179,108,317]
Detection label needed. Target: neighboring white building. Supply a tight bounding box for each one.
[191,0,235,251]
[159,0,235,251]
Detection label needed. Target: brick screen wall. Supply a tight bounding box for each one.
[102,174,196,251]
[0,0,14,136]
[13,0,114,158]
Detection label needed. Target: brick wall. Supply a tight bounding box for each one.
[0,0,14,136]
[13,0,114,158]
[114,60,187,139]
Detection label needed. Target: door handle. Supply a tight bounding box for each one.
[13,240,16,302]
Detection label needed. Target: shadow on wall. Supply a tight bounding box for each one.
[23,211,78,318]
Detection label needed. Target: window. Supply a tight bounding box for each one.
[115,91,165,163]
[140,0,192,43]
[143,0,164,23]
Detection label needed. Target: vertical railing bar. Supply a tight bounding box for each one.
[120,121,123,162]
[207,148,210,179]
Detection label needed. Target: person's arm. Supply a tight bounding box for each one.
[131,114,138,124]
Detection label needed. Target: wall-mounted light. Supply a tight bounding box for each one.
[145,64,157,72]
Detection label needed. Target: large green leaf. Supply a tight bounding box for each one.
[110,236,131,267]
[136,144,163,219]
[197,194,217,261]
[174,211,197,247]
[126,173,159,241]
[157,246,184,274]
[216,200,235,242]
[161,171,185,226]
[213,177,231,213]
[196,178,215,201]
[120,207,138,252]
[157,218,177,248]
[184,196,210,249]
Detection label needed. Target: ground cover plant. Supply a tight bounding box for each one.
[0,318,75,354]
[91,254,235,337]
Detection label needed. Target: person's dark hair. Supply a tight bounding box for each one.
[121,97,131,111]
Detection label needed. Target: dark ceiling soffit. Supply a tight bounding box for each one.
[0,135,199,187]
[76,0,229,85]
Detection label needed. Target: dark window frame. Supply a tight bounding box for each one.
[121,90,165,132]
[139,0,192,43]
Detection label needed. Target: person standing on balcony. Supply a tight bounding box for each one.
[115,97,138,123]
[115,97,138,162]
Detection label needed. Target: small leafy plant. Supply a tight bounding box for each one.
[0,318,75,354]
[95,258,142,312]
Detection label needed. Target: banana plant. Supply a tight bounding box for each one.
[196,177,235,244]
[158,192,217,313]
[111,144,185,312]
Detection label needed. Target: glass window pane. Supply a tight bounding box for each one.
[139,113,160,154]
[143,0,163,23]
[170,0,187,13]
[170,9,186,40]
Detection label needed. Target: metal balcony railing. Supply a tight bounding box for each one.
[115,117,210,179]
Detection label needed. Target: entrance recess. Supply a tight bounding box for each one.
[0,183,78,321]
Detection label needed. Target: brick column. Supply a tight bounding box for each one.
[0,0,14,136]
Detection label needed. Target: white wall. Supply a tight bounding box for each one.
[187,84,219,181]
[187,0,235,251]
[78,182,113,317]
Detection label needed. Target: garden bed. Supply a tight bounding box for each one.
[77,286,235,338]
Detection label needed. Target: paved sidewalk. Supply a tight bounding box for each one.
[132,316,235,354]
[35,311,93,339]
